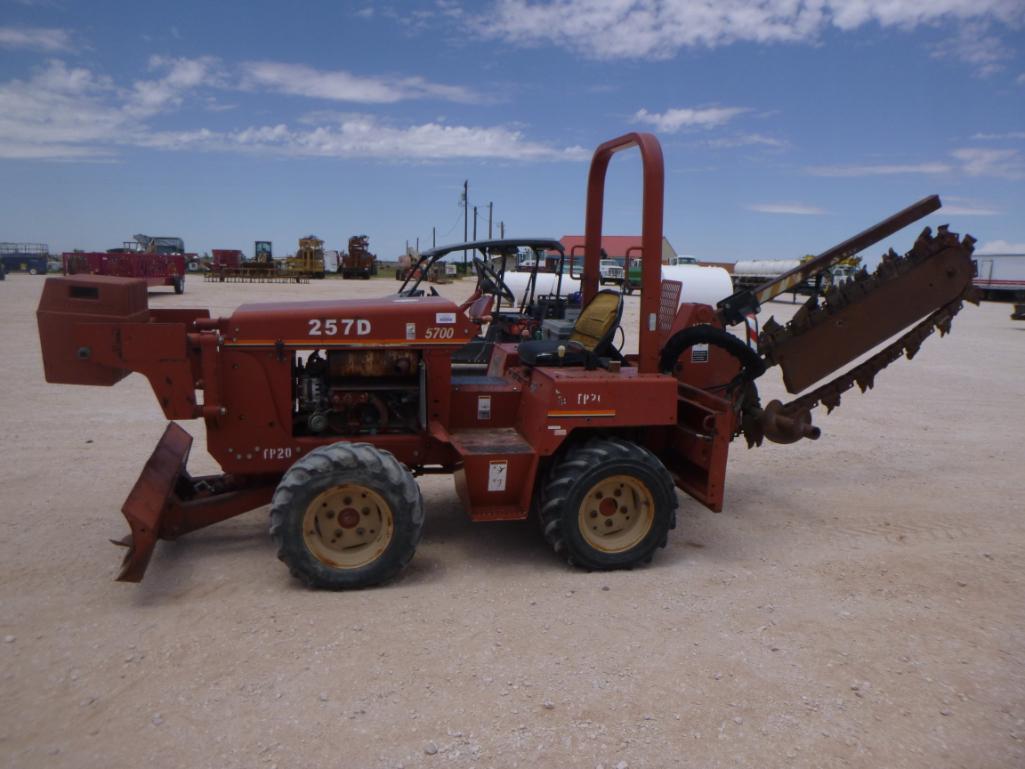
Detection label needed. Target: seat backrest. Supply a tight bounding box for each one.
[467,294,494,323]
[569,290,623,352]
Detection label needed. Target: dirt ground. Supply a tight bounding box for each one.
[1,272,1022,769]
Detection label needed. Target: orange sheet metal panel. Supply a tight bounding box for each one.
[36,275,150,386]
[517,366,677,455]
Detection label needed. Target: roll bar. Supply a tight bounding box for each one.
[583,132,665,374]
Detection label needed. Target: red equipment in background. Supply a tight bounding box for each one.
[63,251,188,294]
[211,249,242,269]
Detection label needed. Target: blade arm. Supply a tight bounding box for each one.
[717,195,942,325]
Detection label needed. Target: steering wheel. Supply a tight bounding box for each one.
[472,257,516,305]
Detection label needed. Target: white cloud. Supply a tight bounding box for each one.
[941,205,1001,215]
[707,132,787,149]
[473,1,1025,61]
[0,26,71,51]
[127,56,223,117]
[939,197,1001,215]
[976,239,1025,253]
[748,203,826,215]
[972,131,1025,140]
[0,57,236,159]
[931,22,1014,76]
[240,61,479,104]
[0,61,579,162]
[142,116,588,161]
[806,162,952,176]
[204,97,237,112]
[808,147,1025,179]
[0,61,123,158]
[951,147,1025,179]
[632,106,748,133]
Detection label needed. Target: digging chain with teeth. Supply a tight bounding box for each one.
[741,225,979,447]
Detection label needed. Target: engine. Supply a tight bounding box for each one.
[293,349,421,436]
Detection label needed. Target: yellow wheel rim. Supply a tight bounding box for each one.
[577,474,655,553]
[302,484,394,569]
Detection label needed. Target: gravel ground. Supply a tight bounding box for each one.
[1,272,1022,769]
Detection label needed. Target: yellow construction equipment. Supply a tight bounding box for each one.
[284,236,326,279]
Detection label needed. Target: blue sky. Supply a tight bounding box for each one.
[1,1,1023,264]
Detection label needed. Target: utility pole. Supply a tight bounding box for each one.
[432,226,436,248]
[416,236,419,253]
[473,206,478,240]
[488,202,493,239]
[500,221,505,239]
[462,180,468,266]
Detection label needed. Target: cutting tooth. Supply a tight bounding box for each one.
[912,227,933,254]
[855,372,876,392]
[822,392,842,413]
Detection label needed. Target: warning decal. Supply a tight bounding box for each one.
[487,461,508,492]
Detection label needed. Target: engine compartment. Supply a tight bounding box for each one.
[292,349,422,436]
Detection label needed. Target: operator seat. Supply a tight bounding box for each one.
[518,289,623,367]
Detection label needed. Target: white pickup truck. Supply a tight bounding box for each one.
[599,258,625,284]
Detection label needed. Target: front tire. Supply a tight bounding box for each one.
[270,442,424,589]
[539,436,677,570]
[173,276,185,294]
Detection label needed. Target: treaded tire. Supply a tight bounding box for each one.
[173,276,185,294]
[539,436,677,571]
[269,442,423,589]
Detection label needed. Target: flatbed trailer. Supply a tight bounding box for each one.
[1,243,49,275]
[63,252,187,294]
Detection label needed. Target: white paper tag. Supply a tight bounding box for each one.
[477,395,491,420]
[406,322,416,340]
[487,461,507,492]
[691,343,709,363]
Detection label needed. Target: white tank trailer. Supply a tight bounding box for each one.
[503,264,733,308]
[731,258,857,295]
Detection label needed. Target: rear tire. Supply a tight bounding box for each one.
[539,436,676,571]
[270,442,423,589]
[173,276,185,294]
